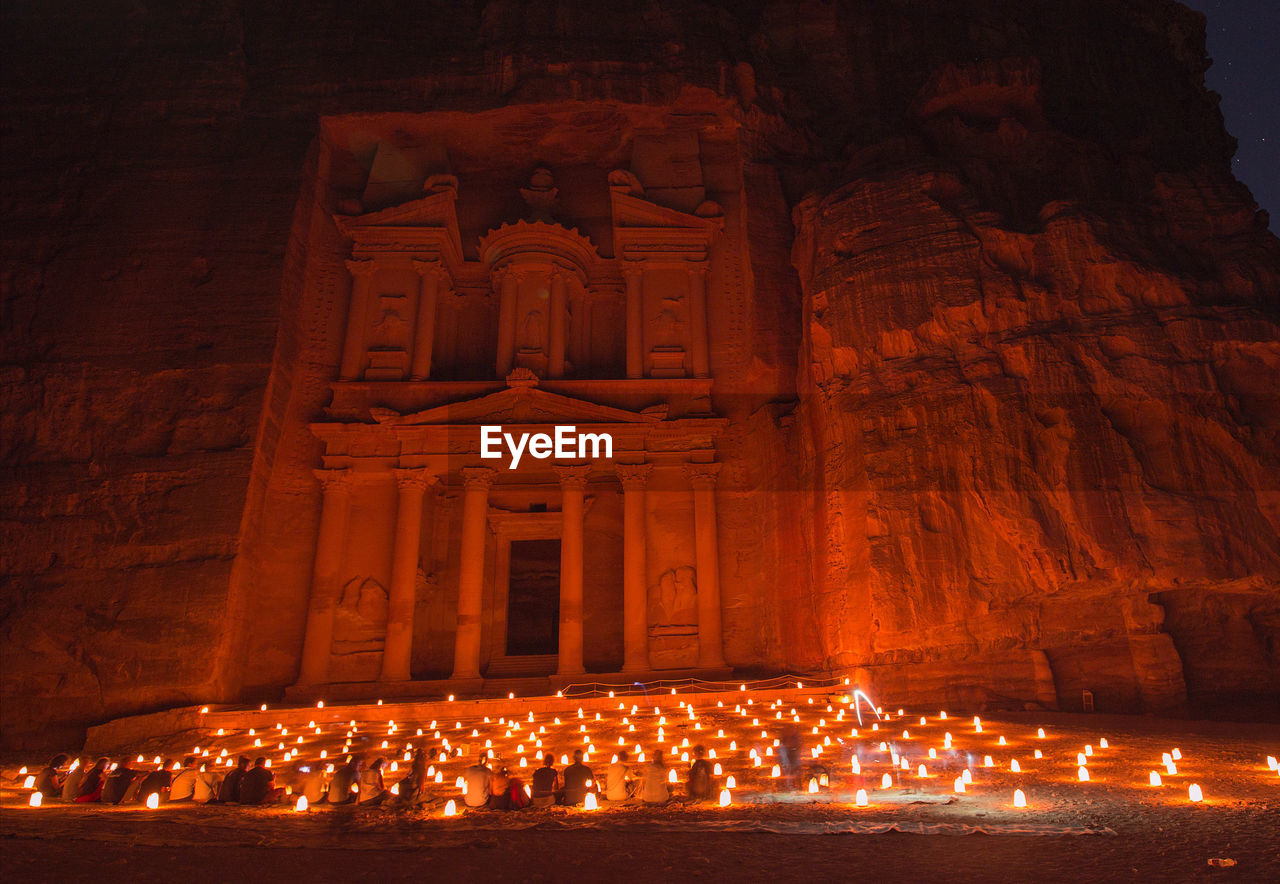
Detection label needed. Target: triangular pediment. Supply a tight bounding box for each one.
[376,386,660,427]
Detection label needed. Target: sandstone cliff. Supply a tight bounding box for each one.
[1,0,1276,748]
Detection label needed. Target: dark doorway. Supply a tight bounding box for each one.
[506,538,560,656]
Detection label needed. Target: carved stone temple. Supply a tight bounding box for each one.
[280,162,745,699]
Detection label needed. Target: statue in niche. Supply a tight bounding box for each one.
[371,305,409,350]
[649,566,698,628]
[332,576,388,655]
[655,306,683,348]
[520,308,545,351]
[413,563,447,637]
[647,566,699,670]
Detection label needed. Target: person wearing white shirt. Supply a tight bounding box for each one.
[605,750,636,802]
[168,756,200,801]
[463,752,492,808]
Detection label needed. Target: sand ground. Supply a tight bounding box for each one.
[2,712,1277,882]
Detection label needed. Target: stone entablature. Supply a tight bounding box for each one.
[328,168,722,386]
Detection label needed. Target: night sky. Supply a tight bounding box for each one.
[1181,0,1279,228]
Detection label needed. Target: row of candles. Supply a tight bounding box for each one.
[14,689,1279,813]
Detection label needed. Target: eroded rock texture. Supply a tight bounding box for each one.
[1,0,1276,747]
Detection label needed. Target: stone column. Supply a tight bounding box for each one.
[623,264,644,379]
[340,259,377,380]
[548,271,567,377]
[574,284,593,370]
[452,467,496,680]
[380,468,433,682]
[298,468,354,685]
[686,462,726,669]
[617,463,654,673]
[554,465,591,677]
[409,260,444,380]
[686,264,711,378]
[494,268,519,378]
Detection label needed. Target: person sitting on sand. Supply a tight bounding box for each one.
[561,749,595,806]
[779,724,802,790]
[488,764,512,810]
[530,753,559,808]
[687,745,714,802]
[217,756,251,803]
[61,758,87,802]
[75,758,110,803]
[195,764,221,803]
[605,750,635,802]
[463,751,492,809]
[168,756,200,802]
[639,749,673,805]
[33,754,68,799]
[506,768,530,810]
[135,761,173,804]
[358,757,391,805]
[292,760,328,806]
[396,749,430,806]
[240,757,285,805]
[328,756,361,805]
[100,757,139,805]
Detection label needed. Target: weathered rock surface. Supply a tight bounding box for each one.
[1,0,1276,748]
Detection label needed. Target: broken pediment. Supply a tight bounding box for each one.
[334,182,464,266]
[609,181,722,264]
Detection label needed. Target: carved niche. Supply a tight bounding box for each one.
[647,565,699,669]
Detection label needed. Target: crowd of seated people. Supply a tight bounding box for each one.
[21,744,723,811]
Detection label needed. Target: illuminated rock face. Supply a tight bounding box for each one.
[2,1,1278,747]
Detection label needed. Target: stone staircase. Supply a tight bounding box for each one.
[483,654,557,679]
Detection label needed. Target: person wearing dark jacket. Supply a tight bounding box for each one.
[217,756,251,803]
[240,757,285,805]
[687,745,715,801]
[135,763,174,803]
[100,758,139,805]
[561,749,595,806]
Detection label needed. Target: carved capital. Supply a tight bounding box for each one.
[553,464,592,489]
[493,265,525,287]
[685,263,709,281]
[392,467,435,493]
[411,258,447,281]
[621,263,645,282]
[461,467,497,491]
[684,461,722,489]
[345,258,377,278]
[313,467,354,494]
[616,462,655,490]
